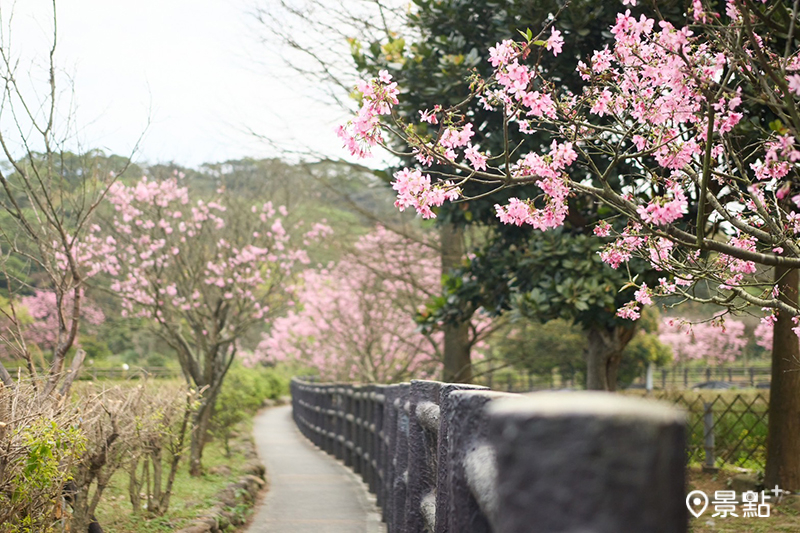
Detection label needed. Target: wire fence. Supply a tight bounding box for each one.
[474,365,772,393]
[656,391,769,470]
[489,379,770,470]
[638,365,772,390]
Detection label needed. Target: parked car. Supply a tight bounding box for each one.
[691,381,735,390]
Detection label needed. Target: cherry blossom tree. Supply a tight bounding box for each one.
[338,0,800,489]
[340,2,800,319]
[86,174,324,475]
[257,226,491,382]
[658,316,747,365]
[18,290,104,354]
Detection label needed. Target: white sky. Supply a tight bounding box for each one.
[3,0,349,168]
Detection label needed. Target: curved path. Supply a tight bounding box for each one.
[248,405,385,533]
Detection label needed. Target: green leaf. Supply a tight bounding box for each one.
[769,119,786,133]
[517,28,534,42]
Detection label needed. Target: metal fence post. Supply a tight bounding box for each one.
[344,386,354,468]
[372,386,386,503]
[353,386,363,476]
[380,384,399,530]
[703,401,717,472]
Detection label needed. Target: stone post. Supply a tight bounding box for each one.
[487,392,687,533]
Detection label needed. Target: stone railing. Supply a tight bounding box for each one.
[290,378,687,533]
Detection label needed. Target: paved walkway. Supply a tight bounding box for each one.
[248,405,385,533]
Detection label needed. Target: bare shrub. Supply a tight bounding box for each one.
[127,385,195,516]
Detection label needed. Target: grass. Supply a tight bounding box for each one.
[687,466,800,532]
[93,419,257,532]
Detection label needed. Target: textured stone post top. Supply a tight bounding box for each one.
[448,389,518,404]
[487,390,685,424]
[486,390,688,533]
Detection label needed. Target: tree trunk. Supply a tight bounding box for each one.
[443,320,472,383]
[189,397,213,477]
[69,486,92,533]
[439,223,472,383]
[128,459,142,514]
[150,446,163,514]
[585,325,636,391]
[188,384,222,476]
[157,396,192,514]
[765,266,800,491]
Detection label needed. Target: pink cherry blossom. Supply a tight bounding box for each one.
[19,290,104,352]
[616,301,641,320]
[545,28,564,56]
[659,317,747,364]
[256,227,493,382]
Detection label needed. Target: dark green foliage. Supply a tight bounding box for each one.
[424,227,651,329]
[145,353,168,367]
[79,336,112,361]
[617,332,673,389]
[491,313,671,389]
[491,318,586,383]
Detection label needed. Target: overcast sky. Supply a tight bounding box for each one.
[4,0,347,168]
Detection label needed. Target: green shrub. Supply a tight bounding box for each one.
[0,385,86,532]
[211,364,288,455]
[146,352,168,367]
[79,336,111,360]
[121,349,141,364]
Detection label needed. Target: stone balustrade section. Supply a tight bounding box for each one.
[290,378,687,533]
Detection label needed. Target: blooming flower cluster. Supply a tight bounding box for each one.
[599,224,645,270]
[336,70,399,158]
[17,290,104,352]
[392,168,461,219]
[658,316,747,364]
[81,175,326,347]
[636,184,688,226]
[339,1,800,326]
